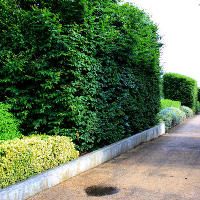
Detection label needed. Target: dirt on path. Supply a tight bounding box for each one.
[28,115,200,200]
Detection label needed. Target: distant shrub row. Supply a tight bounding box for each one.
[159,95,195,131]
[0,135,79,189]
[159,105,193,131]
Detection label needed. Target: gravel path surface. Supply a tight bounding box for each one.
[28,115,200,200]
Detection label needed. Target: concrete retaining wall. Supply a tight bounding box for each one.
[0,123,165,200]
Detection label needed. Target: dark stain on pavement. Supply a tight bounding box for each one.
[85,185,119,196]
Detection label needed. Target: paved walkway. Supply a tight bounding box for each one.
[29,115,200,200]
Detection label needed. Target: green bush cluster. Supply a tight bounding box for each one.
[180,106,193,118]
[158,107,186,131]
[0,135,79,189]
[0,102,22,141]
[0,0,162,151]
[161,99,181,110]
[163,73,198,112]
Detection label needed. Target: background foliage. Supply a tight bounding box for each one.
[163,73,198,113]
[0,0,162,151]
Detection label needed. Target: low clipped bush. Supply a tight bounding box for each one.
[161,99,181,110]
[181,106,193,117]
[163,73,198,112]
[0,135,79,189]
[0,102,22,141]
[158,107,186,131]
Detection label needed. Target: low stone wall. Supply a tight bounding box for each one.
[0,123,165,200]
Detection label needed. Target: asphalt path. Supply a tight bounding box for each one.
[29,115,200,200]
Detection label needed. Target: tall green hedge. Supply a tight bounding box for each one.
[163,73,198,112]
[0,0,162,151]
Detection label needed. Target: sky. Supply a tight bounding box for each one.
[121,0,200,86]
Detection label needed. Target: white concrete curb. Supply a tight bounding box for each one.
[0,123,165,200]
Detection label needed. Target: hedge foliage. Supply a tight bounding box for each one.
[158,107,186,131]
[161,99,181,110]
[0,0,162,151]
[163,73,198,112]
[0,102,22,141]
[0,135,79,189]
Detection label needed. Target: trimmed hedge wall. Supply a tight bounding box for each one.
[0,135,79,189]
[163,73,198,112]
[0,0,162,151]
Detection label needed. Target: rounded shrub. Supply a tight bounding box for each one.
[0,102,22,141]
[180,106,193,117]
[0,135,79,189]
[158,107,186,131]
